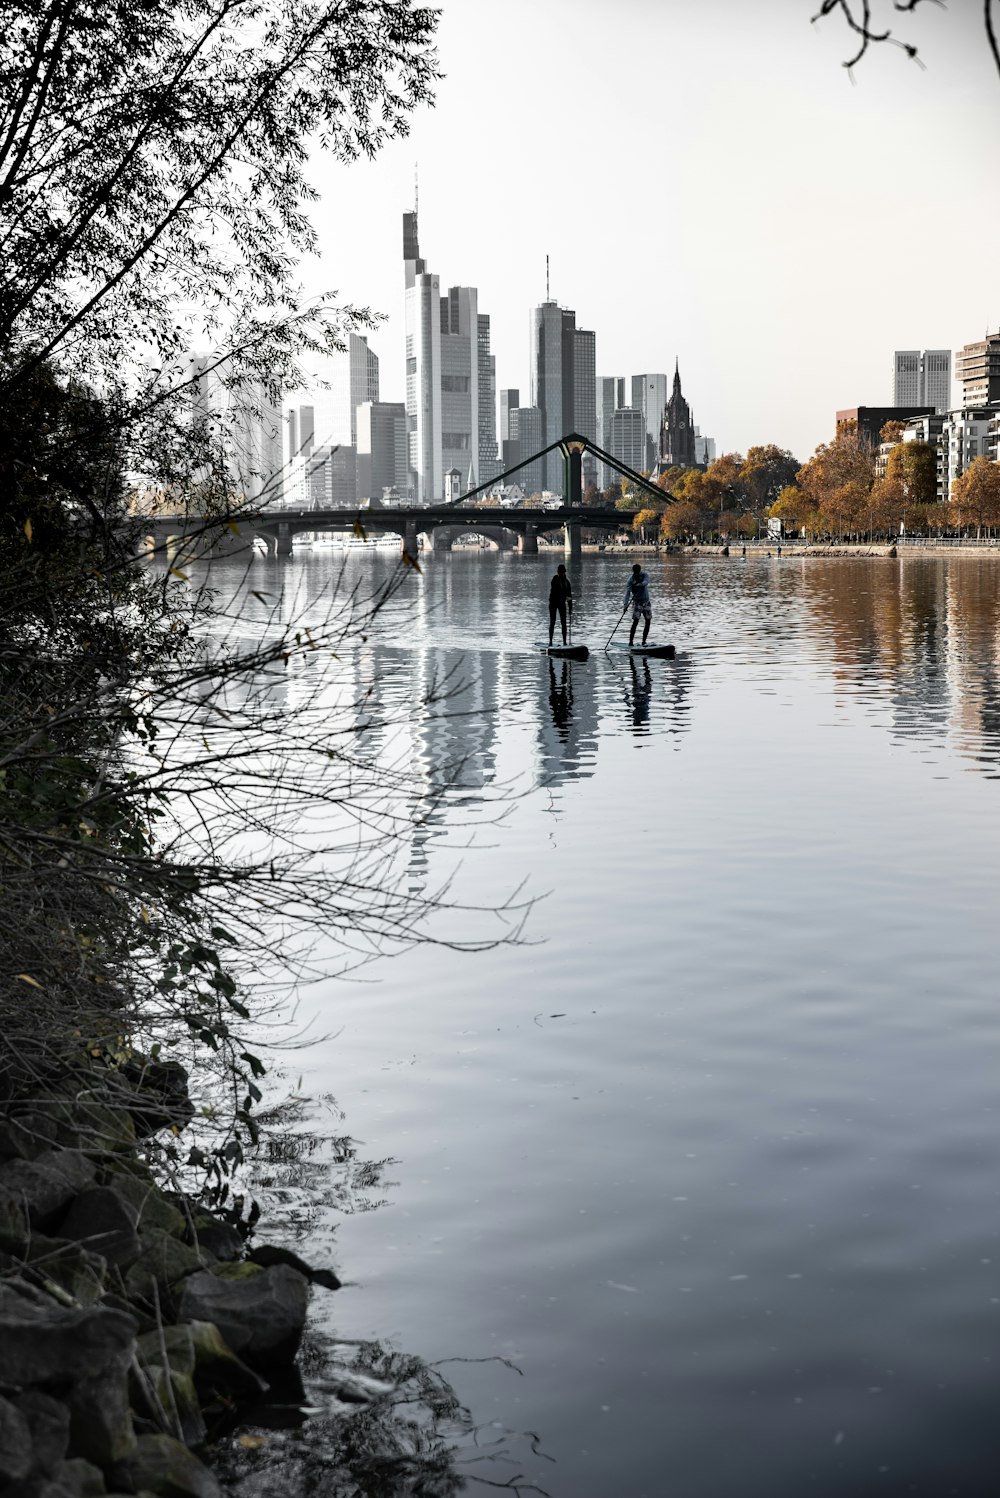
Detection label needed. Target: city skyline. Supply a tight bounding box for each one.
[293,0,1000,464]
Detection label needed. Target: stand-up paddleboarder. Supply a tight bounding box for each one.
[624,562,652,647]
[548,563,573,647]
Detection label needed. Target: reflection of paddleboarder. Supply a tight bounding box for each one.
[623,563,651,647]
[548,564,573,646]
[548,658,573,737]
[628,656,652,729]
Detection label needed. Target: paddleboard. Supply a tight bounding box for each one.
[534,641,589,661]
[607,641,675,659]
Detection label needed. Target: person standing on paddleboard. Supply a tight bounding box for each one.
[548,563,573,647]
[624,562,652,646]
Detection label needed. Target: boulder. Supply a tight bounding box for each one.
[59,1188,142,1268]
[111,1433,221,1498]
[0,1110,59,1161]
[15,1389,71,1474]
[189,1215,243,1262]
[67,1358,138,1466]
[24,1235,108,1305]
[47,1457,107,1496]
[0,1181,29,1250]
[186,1319,268,1401]
[133,1362,206,1449]
[67,1099,137,1157]
[0,1393,33,1485]
[0,1300,136,1389]
[177,1264,309,1370]
[124,1229,209,1304]
[249,1241,341,1290]
[106,1171,187,1239]
[120,1056,195,1137]
[0,1150,96,1228]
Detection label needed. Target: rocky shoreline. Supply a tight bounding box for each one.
[0,1057,340,1498]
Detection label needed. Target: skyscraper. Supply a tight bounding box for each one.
[631,373,669,468]
[356,401,407,501]
[530,300,596,491]
[403,211,496,502]
[190,355,283,505]
[893,349,951,414]
[608,408,646,477]
[328,333,379,445]
[596,375,623,487]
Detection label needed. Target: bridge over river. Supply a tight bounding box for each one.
[142,431,672,562]
[143,503,629,560]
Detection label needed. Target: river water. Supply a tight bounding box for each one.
[207,548,1000,1497]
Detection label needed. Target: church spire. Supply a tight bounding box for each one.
[673,357,681,395]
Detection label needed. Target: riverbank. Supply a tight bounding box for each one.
[0,1058,340,1497]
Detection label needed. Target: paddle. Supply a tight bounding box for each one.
[604,602,629,653]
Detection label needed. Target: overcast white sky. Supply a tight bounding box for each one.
[301,0,1000,462]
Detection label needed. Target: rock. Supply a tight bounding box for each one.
[111,1433,221,1498]
[209,1258,263,1282]
[186,1319,268,1400]
[120,1056,195,1137]
[0,1299,136,1388]
[137,1323,196,1379]
[133,1361,206,1448]
[24,1235,108,1305]
[106,1171,187,1239]
[0,1150,97,1228]
[0,1110,59,1160]
[177,1264,309,1370]
[71,1099,137,1157]
[48,1457,108,1495]
[0,1181,29,1250]
[16,1389,71,1474]
[67,1359,137,1467]
[124,1228,208,1303]
[0,1393,33,1484]
[189,1215,243,1262]
[59,1188,142,1268]
[249,1242,341,1289]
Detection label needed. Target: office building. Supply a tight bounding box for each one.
[356,401,407,501]
[529,300,597,490]
[500,388,520,444]
[836,405,934,448]
[308,444,356,508]
[478,314,499,485]
[901,412,948,504]
[596,375,623,487]
[956,333,1000,408]
[403,210,496,502]
[631,373,669,468]
[512,405,545,496]
[693,428,717,466]
[327,334,379,446]
[608,407,646,477]
[893,350,951,414]
[190,354,283,505]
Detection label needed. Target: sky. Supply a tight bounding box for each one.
[299,0,1000,463]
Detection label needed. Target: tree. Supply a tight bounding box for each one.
[950,457,1000,537]
[661,500,705,542]
[632,507,661,541]
[879,420,906,447]
[797,427,875,536]
[813,0,1000,83]
[885,440,937,508]
[740,444,800,522]
[769,483,815,534]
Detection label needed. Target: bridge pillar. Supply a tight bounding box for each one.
[403,518,419,559]
[431,528,452,553]
[519,524,538,555]
[277,522,293,557]
[563,521,582,560]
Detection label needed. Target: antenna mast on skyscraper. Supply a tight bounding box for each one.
[414,164,418,218]
[546,254,550,302]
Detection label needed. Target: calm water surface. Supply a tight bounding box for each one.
[212,550,1000,1497]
